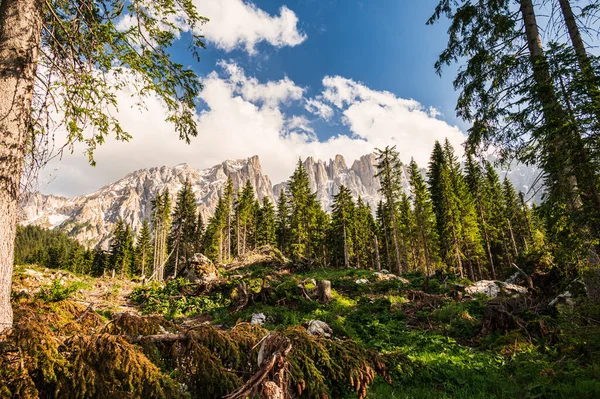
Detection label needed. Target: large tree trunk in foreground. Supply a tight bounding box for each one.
[558,0,600,119]
[520,0,581,210]
[0,0,43,334]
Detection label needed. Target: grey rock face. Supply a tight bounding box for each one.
[20,156,275,249]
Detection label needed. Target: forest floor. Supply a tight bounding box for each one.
[3,249,600,399]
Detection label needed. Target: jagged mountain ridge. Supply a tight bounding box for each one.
[20,153,540,249]
[20,156,275,248]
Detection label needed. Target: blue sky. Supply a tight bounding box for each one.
[189,0,464,132]
[43,0,469,196]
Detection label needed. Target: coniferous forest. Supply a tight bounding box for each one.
[2,0,600,398]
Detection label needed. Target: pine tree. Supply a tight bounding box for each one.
[483,161,512,277]
[223,178,235,262]
[135,219,153,279]
[354,197,376,269]
[288,160,315,260]
[375,146,404,273]
[202,198,227,263]
[465,153,496,279]
[169,180,198,278]
[330,186,355,268]
[110,219,134,278]
[408,159,440,275]
[151,189,171,281]
[195,212,205,253]
[376,200,392,271]
[257,197,277,247]
[234,180,256,256]
[276,192,291,255]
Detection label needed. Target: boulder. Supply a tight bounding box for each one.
[465,280,528,298]
[251,313,266,325]
[181,253,219,283]
[306,320,333,338]
[374,272,410,284]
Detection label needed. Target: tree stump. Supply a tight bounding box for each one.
[317,280,332,303]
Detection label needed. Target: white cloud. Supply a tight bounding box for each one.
[38,64,465,197]
[218,60,304,108]
[305,98,334,121]
[193,0,306,54]
[316,76,466,166]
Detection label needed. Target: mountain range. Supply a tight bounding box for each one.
[19,153,541,248]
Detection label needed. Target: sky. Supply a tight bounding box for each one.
[40,0,469,197]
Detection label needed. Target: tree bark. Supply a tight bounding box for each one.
[558,0,600,120]
[520,0,581,210]
[317,280,332,303]
[0,0,44,333]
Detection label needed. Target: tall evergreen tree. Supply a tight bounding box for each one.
[169,180,198,278]
[409,159,440,275]
[257,197,277,247]
[276,191,291,255]
[151,189,171,281]
[330,186,355,268]
[234,180,256,256]
[110,219,134,278]
[135,219,153,279]
[288,160,315,259]
[375,146,404,273]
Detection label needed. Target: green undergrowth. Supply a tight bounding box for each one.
[8,263,600,398]
[129,264,600,398]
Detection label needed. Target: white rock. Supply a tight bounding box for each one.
[251,313,266,325]
[306,320,333,337]
[465,280,528,298]
[355,279,369,285]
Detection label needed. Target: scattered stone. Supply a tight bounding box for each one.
[251,313,266,325]
[374,272,410,284]
[465,280,528,298]
[355,279,369,285]
[181,253,219,282]
[306,320,333,337]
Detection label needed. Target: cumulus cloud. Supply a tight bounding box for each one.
[39,64,465,197]
[305,98,334,121]
[315,76,466,166]
[193,0,306,54]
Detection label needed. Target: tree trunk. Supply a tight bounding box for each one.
[317,280,332,303]
[520,0,581,210]
[342,222,349,268]
[477,199,496,279]
[374,235,381,271]
[0,0,44,333]
[558,0,600,120]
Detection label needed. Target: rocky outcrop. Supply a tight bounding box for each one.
[465,280,528,298]
[20,156,275,248]
[274,153,411,212]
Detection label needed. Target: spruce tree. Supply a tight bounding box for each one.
[288,160,315,259]
[169,180,198,278]
[276,191,291,255]
[330,186,355,268]
[257,197,277,247]
[234,180,256,256]
[409,159,440,275]
[375,146,404,273]
[135,219,153,279]
[354,197,376,269]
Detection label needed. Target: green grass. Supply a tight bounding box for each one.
[128,266,600,398]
